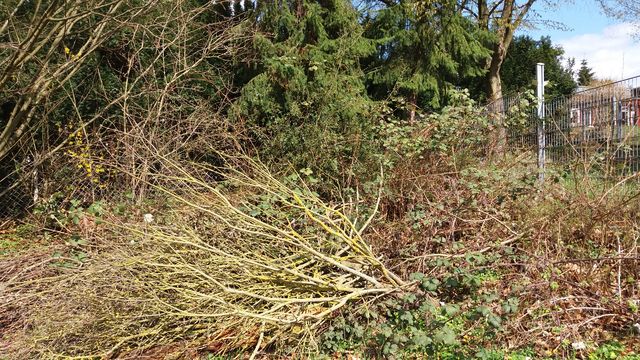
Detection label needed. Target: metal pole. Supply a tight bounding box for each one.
[537,63,545,183]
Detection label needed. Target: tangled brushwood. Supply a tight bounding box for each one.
[1,157,409,358]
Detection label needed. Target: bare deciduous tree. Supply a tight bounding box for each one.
[598,0,640,36]
[459,0,538,152]
[0,0,248,210]
[0,0,154,159]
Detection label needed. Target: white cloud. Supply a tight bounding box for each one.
[558,23,640,80]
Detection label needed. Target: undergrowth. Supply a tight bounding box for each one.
[2,91,640,358]
[3,150,640,359]
[1,156,408,358]
[316,150,640,358]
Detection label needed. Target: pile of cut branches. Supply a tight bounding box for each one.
[1,157,407,358]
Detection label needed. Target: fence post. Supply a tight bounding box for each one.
[537,63,545,183]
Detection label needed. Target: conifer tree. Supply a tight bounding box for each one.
[577,59,595,86]
[232,0,378,179]
[362,0,490,119]
[501,35,577,99]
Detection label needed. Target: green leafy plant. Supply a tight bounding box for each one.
[321,256,519,358]
[378,89,490,168]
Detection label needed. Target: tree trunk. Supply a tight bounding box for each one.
[296,0,304,17]
[487,45,507,155]
[408,92,417,124]
[475,0,537,156]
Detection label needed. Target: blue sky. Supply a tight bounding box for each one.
[520,0,639,80]
[523,0,615,41]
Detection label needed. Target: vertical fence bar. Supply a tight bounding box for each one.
[537,63,545,182]
[483,73,640,178]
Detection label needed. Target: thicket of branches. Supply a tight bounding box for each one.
[0,0,249,213]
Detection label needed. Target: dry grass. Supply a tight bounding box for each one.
[366,153,640,354]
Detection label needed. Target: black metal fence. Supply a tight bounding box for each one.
[487,75,640,175]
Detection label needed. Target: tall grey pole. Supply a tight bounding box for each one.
[537,63,545,183]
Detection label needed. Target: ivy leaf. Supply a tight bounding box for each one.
[383,342,399,355]
[487,313,502,328]
[434,325,457,345]
[502,298,519,314]
[380,324,393,338]
[399,311,414,325]
[412,330,432,348]
[442,303,460,317]
[410,272,425,282]
[421,277,440,292]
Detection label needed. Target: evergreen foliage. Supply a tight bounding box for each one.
[501,35,577,99]
[362,0,490,111]
[231,0,380,180]
[577,59,596,86]
[4,2,640,359]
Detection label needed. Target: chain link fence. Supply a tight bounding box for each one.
[0,157,115,220]
[0,134,149,220]
[0,136,225,220]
